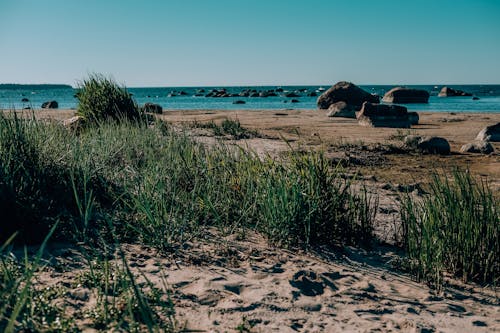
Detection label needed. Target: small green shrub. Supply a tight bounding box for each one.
[75,74,141,123]
[401,169,499,288]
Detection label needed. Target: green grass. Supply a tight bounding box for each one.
[192,118,259,139]
[401,169,499,288]
[75,74,142,123]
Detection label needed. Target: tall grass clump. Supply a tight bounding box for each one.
[401,169,499,287]
[75,74,141,123]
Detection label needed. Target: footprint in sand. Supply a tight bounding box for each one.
[289,270,325,297]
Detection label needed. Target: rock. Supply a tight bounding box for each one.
[63,116,85,131]
[232,100,246,104]
[356,102,411,128]
[475,122,500,142]
[403,135,422,149]
[290,99,300,103]
[408,112,419,125]
[317,81,379,110]
[308,92,318,97]
[327,101,356,118]
[460,141,494,154]
[142,102,162,114]
[417,136,451,155]
[41,100,58,109]
[438,86,472,97]
[472,96,480,100]
[21,98,29,102]
[382,87,429,103]
[285,92,300,98]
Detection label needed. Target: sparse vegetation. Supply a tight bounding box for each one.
[401,169,499,288]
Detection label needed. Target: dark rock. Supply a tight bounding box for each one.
[290,99,300,103]
[382,87,429,103]
[408,112,419,125]
[308,92,318,97]
[417,136,451,154]
[326,101,356,118]
[21,98,29,102]
[317,81,379,110]
[472,96,480,100]
[232,100,246,104]
[438,86,472,97]
[250,92,260,97]
[142,102,162,114]
[285,92,300,98]
[357,102,411,128]
[475,122,500,142]
[460,141,494,154]
[41,100,58,109]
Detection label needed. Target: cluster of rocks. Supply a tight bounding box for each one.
[167,87,318,100]
[317,82,424,128]
[459,122,499,154]
[438,86,472,97]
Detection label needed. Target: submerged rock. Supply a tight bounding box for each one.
[41,100,58,109]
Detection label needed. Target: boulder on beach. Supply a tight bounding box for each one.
[475,122,500,142]
[408,112,419,125]
[382,87,429,103]
[438,86,472,97]
[327,101,356,118]
[317,81,379,110]
[404,135,450,154]
[41,100,58,109]
[460,141,494,154]
[142,102,163,114]
[356,102,411,128]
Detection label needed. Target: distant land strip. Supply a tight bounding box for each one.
[0,84,73,90]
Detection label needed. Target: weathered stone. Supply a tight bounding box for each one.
[438,86,472,97]
[317,81,379,110]
[475,122,500,142]
[382,87,429,103]
[408,112,419,125]
[460,141,494,154]
[326,101,356,118]
[142,102,162,114]
[232,100,246,104]
[356,102,411,128]
[416,136,451,155]
[63,116,85,131]
[41,100,58,109]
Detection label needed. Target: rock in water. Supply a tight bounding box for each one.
[460,141,494,154]
[382,87,429,103]
[41,100,58,109]
[475,122,500,142]
[232,100,246,104]
[438,86,472,97]
[356,102,411,128]
[142,102,163,114]
[317,81,379,110]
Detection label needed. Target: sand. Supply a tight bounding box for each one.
[6,108,500,332]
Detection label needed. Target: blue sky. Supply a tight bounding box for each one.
[0,0,499,86]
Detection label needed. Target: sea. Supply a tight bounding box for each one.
[1,84,500,113]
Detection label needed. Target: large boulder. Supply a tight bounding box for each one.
[142,102,163,114]
[356,102,411,128]
[475,122,500,142]
[327,101,356,118]
[460,141,494,154]
[438,86,472,97]
[408,112,419,125]
[41,100,58,109]
[317,81,379,110]
[382,87,429,103]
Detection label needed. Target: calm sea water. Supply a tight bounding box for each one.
[1,85,500,113]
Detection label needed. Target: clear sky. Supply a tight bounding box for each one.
[1,0,499,86]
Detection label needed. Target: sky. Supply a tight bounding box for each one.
[0,0,499,86]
